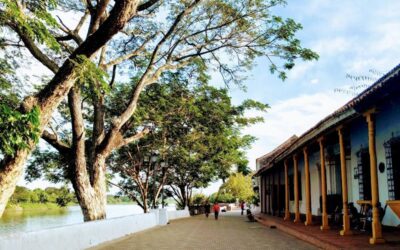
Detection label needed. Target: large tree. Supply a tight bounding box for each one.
[0,0,159,219]
[0,0,318,219]
[164,92,264,208]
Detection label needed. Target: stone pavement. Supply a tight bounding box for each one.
[89,210,317,250]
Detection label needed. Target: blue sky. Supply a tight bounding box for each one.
[235,0,400,167]
[201,0,400,194]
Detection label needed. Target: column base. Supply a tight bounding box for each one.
[304,213,312,226]
[369,237,385,244]
[320,225,330,231]
[284,210,290,221]
[293,218,301,223]
[304,220,313,226]
[340,229,353,236]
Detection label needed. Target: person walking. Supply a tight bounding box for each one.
[204,201,211,218]
[213,202,220,220]
[240,201,245,215]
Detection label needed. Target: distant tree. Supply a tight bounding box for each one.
[109,80,266,211]
[9,186,31,203]
[34,189,49,203]
[191,193,207,205]
[209,192,235,203]
[219,173,254,202]
[55,187,74,207]
[8,186,73,206]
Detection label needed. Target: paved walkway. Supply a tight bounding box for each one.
[90,210,317,250]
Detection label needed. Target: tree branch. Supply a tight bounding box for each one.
[7,23,59,73]
[117,127,151,149]
[107,181,144,209]
[137,0,160,11]
[102,33,156,68]
[97,0,199,156]
[41,130,71,154]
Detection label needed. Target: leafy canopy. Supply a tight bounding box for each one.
[219,173,255,202]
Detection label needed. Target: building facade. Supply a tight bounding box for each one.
[255,64,400,244]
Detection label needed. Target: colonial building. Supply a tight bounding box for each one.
[255,64,400,244]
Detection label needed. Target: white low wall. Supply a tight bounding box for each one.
[0,208,190,250]
[167,208,190,221]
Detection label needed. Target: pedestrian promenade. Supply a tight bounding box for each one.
[89,210,316,250]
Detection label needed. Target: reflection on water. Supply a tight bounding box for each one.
[0,204,144,235]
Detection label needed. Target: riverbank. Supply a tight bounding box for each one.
[0,204,146,236]
[5,198,134,213]
[5,203,68,213]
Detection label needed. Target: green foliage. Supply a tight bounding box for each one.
[0,56,38,154]
[162,0,318,82]
[191,193,207,205]
[9,186,75,207]
[0,0,318,216]
[10,186,31,203]
[237,161,252,176]
[0,59,19,107]
[0,0,61,52]
[109,77,266,208]
[70,55,110,100]
[209,192,235,204]
[219,173,255,202]
[107,195,132,204]
[26,149,69,183]
[0,105,40,156]
[55,187,73,207]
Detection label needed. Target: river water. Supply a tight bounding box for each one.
[0,204,145,236]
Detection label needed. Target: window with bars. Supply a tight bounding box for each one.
[356,147,371,200]
[384,133,400,200]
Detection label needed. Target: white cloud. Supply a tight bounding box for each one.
[312,37,351,56]
[287,61,315,80]
[243,92,351,170]
[310,78,319,85]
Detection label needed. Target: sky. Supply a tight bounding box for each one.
[19,1,400,195]
[200,0,400,195]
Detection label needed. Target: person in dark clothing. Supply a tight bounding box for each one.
[377,202,385,222]
[204,201,211,218]
[348,202,359,228]
[240,201,245,215]
[361,204,372,231]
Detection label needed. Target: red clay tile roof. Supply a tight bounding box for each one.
[254,135,298,176]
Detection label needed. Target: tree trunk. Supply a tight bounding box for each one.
[69,88,108,221]
[0,151,29,216]
[70,156,107,221]
[0,0,140,218]
[71,176,107,221]
[179,185,188,209]
[142,195,148,213]
[71,157,108,221]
